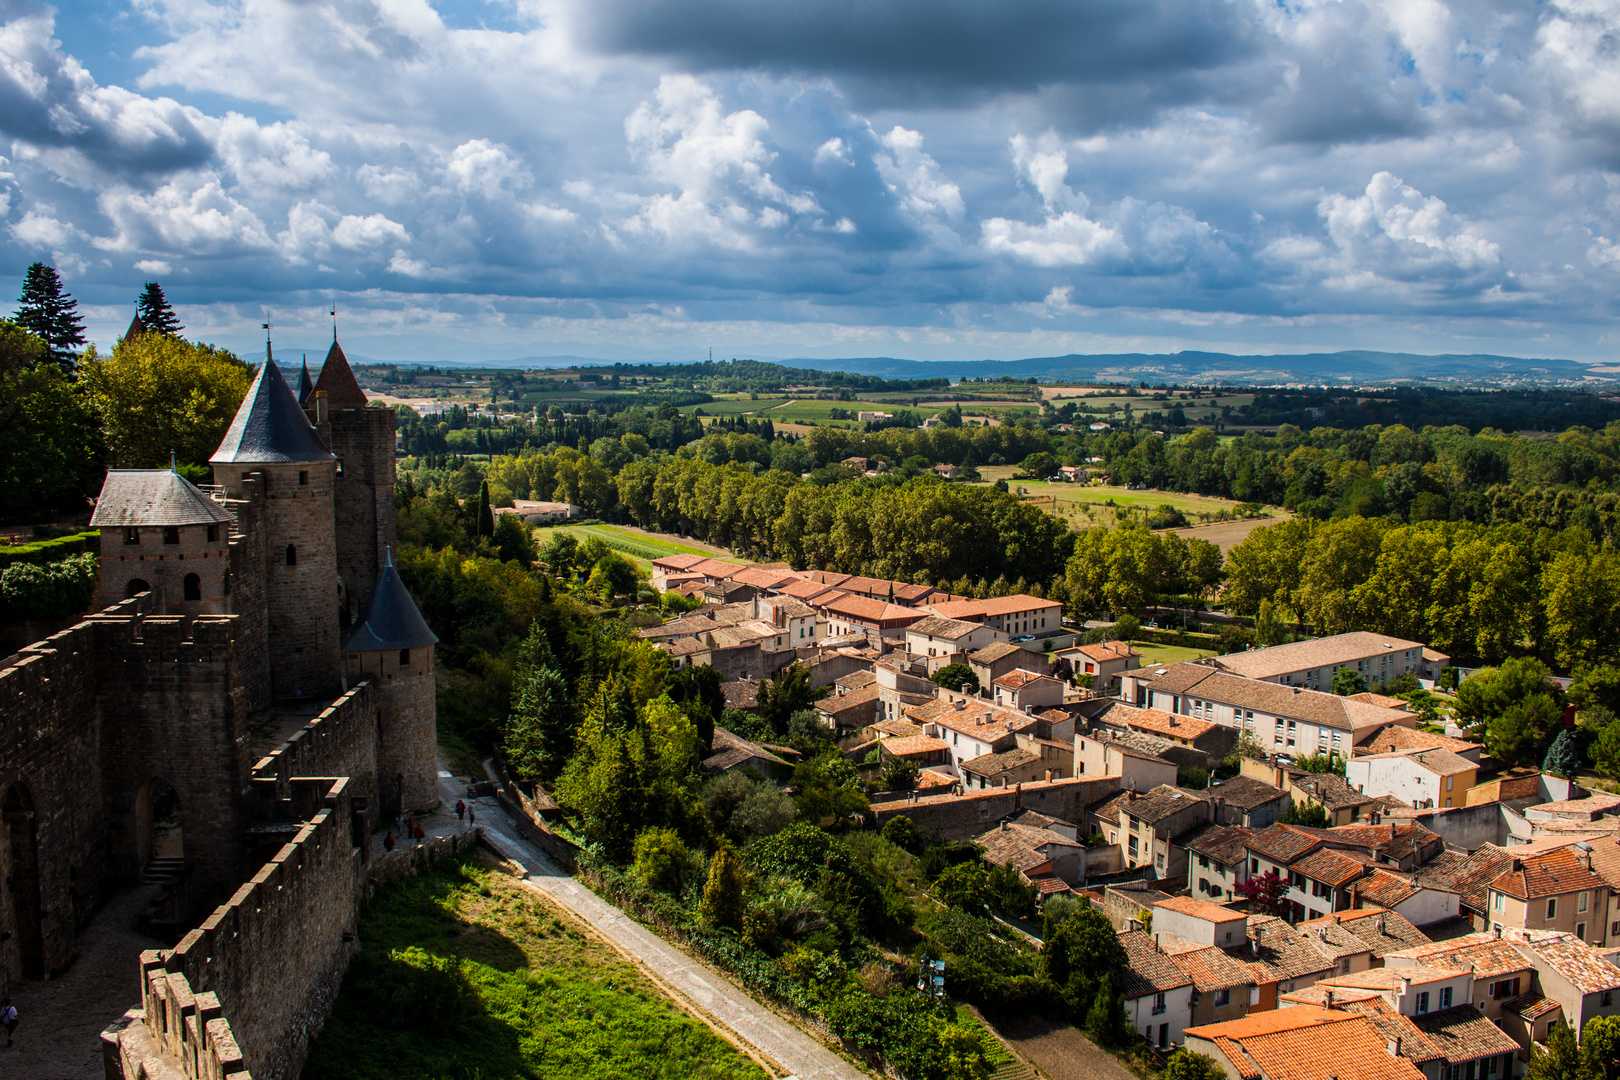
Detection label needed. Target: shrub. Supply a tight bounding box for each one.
[932,862,991,919]
[0,551,98,621]
[701,847,748,928]
[632,826,694,893]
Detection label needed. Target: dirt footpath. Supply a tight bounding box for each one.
[988,1016,1141,1080]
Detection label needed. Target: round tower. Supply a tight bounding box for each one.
[89,469,235,612]
[210,353,342,701]
[342,551,440,814]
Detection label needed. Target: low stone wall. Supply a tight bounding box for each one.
[367,826,483,890]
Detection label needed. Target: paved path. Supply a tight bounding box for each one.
[437,771,869,1080]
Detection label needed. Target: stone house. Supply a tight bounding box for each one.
[1164,940,1256,1029]
[1504,928,1620,1042]
[991,670,1066,712]
[1120,928,1196,1050]
[1179,822,1255,901]
[1347,749,1478,810]
[1054,639,1139,693]
[1244,757,1374,825]
[1383,934,1537,1024]
[904,616,1000,673]
[1098,785,1214,879]
[1485,844,1612,945]
[966,641,1047,697]
[1076,728,1180,791]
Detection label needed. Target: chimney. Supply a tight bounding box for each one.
[1387,1036,1402,1059]
[1400,975,1411,996]
[1325,988,1335,1010]
[1377,914,1387,934]
[955,699,965,711]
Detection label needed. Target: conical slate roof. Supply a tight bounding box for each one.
[89,470,235,527]
[210,356,334,464]
[313,338,368,408]
[123,312,146,341]
[342,553,439,653]
[296,357,314,403]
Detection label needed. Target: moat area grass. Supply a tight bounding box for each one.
[303,850,765,1080]
[543,524,735,573]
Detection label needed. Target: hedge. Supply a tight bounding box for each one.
[0,530,99,570]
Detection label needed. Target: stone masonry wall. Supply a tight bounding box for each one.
[95,615,253,898]
[869,774,1124,840]
[223,476,271,713]
[327,406,396,620]
[99,523,231,614]
[250,683,378,834]
[345,648,437,814]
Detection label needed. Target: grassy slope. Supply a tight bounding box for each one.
[304,851,765,1080]
[1135,643,1218,666]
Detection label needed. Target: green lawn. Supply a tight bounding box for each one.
[1135,643,1218,666]
[304,851,765,1080]
[542,524,734,573]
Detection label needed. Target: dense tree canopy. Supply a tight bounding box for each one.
[78,335,252,469]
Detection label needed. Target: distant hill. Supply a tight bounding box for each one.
[378,348,1608,387]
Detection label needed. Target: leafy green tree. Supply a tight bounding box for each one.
[985,862,1037,920]
[0,553,99,622]
[758,662,829,734]
[1456,658,1567,765]
[1163,1050,1228,1080]
[1583,1015,1620,1080]
[880,814,926,854]
[1331,667,1368,696]
[1042,903,1128,1002]
[542,531,577,575]
[14,263,85,372]
[632,826,693,893]
[78,334,251,467]
[1084,977,1129,1047]
[931,662,979,693]
[1526,1021,1588,1080]
[1573,666,1620,718]
[1254,597,1284,647]
[491,511,537,566]
[932,862,991,919]
[1545,729,1582,780]
[878,757,920,792]
[1592,717,1620,783]
[134,281,183,337]
[1280,802,1329,827]
[0,321,98,519]
[791,749,869,829]
[701,847,748,928]
[668,664,725,752]
[588,551,639,600]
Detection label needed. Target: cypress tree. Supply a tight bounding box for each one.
[476,479,495,537]
[14,262,86,373]
[135,282,184,336]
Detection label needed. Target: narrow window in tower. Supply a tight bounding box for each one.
[298,470,309,486]
[285,545,297,566]
[335,459,344,477]
[223,573,231,596]
[124,527,139,545]
[206,524,219,542]
[183,574,201,601]
[163,527,180,545]
[399,648,411,667]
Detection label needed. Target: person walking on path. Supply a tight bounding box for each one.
[2,996,18,1048]
[455,799,465,824]
[383,831,395,852]
[468,804,476,827]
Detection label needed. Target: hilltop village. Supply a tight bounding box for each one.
[629,556,1620,1077]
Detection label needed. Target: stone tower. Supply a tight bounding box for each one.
[89,470,236,611]
[342,551,439,814]
[210,354,343,701]
[306,337,397,624]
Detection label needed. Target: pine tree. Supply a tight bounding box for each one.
[135,282,184,337]
[1544,728,1581,779]
[14,262,86,373]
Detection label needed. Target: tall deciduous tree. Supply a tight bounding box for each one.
[0,321,98,519]
[135,282,184,337]
[14,263,85,373]
[77,334,251,468]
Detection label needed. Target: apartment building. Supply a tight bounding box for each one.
[1209,631,1429,691]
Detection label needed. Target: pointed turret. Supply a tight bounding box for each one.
[210,357,334,464]
[297,357,314,403]
[123,312,147,341]
[313,337,368,409]
[342,551,438,654]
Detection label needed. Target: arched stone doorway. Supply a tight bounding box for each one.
[134,777,184,875]
[125,578,150,599]
[3,782,44,980]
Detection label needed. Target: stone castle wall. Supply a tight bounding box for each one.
[98,522,231,614]
[349,648,438,814]
[223,475,271,713]
[107,776,365,1080]
[251,683,379,833]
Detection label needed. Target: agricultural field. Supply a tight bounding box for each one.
[303,851,765,1080]
[539,523,735,573]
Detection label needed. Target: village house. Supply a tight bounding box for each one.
[1054,639,1140,693]
[1163,939,1257,1029]
[1179,822,1255,901]
[1243,757,1377,825]
[1347,748,1479,810]
[1383,934,1538,1024]
[1208,631,1433,692]
[973,809,1087,888]
[904,615,1000,673]
[1502,928,1620,1042]
[1089,700,1234,768]
[1232,915,1340,1009]
[1202,774,1290,828]
[965,641,1048,697]
[1297,907,1432,972]
[925,594,1064,641]
[992,669,1066,712]
[1486,844,1612,946]
[1097,785,1214,879]
[1185,1007,1427,1080]
[1119,928,1196,1050]
[817,593,927,640]
[1076,728,1182,790]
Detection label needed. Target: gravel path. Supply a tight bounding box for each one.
[444,773,870,1080]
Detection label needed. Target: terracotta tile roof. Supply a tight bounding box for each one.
[1181,823,1256,866]
[1082,726,1179,764]
[1222,1012,1427,1080]
[821,593,925,625]
[872,717,922,738]
[908,615,986,641]
[686,557,745,579]
[1504,928,1620,993]
[1115,785,1210,825]
[778,578,844,602]
[1246,823,1323,864]
[727,566,804,590]
[1585,834,1620,890]
[1141,663,1413,732]
[1320,965,1469,991]
[1298,907,1431,958]
[1531,791,1620,817]
[960,748,1041,777]
[974,821,1080,873]
[1212,632,1426,681]
[836,670,878,690]
[1412,847,1514,915]
[1353,870,1422,909]
[927,594,1060,619]
[1355,723,1481,757]
[1164,941,1256,992]
[1346,691,1413,709]
[1118,929,1194,998]
[968,641,1027,664]
[1489,845,1605,900]
[1091,702,1218,742]
[1502,991,1561,1020]
[1357,747,1477,777]
[1187,1004,1350,1041]
[721,679,759,708]
[1072,640,1139,663]
[1384,934,1532,980]
[650,553,708,571]
[1293,846,1372,887]
[1409,1005,1522,1063]
[816,684,880,714]
[994,669,1051,690]
[1229,915,1337,984]
[1156,896,1245,922]
[1332,998,1444,1066]
[908,699,1037,744]
[1287,769,1375,812]
[880,735,950,758]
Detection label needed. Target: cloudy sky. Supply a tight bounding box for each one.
[4,0,1620,364]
